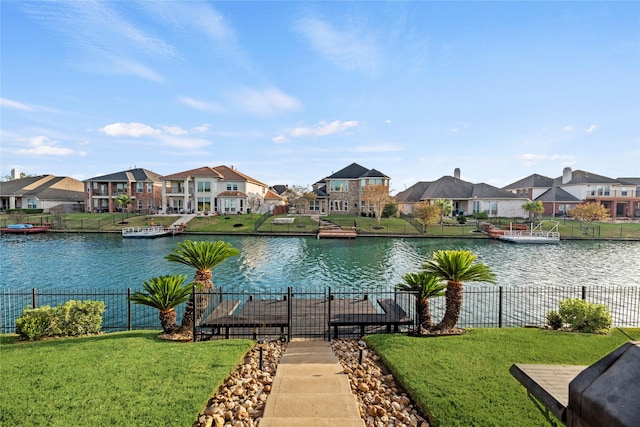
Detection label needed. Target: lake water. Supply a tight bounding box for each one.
[2,233,639,291]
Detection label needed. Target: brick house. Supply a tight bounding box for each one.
[83,168,163,213]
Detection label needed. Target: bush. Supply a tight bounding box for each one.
[457,213,467,224]
[558,298,611,333]
[474,212,489,220]
[546,310,562,329]
[15,300,106,340]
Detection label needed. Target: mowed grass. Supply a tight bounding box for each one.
[366,328,640,427]
[0,332,253,426]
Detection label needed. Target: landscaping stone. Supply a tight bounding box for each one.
[192,339,430,427]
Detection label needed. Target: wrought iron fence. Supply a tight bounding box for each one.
[1,285,638,337]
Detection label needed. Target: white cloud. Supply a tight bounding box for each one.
[272,134,288,144]
[193,124,210,133]
[0,97,35,111]
[290,120,359,138]
[293,16,379,73]
[180,96,226,113]
[15,136,76,156]
[551,154,575,161]
[516,153,546,167]
[563,125,573,131]
[161,126,188,136]
[230,87,301,116]
[100,122,161,137]
[586,124,597,134]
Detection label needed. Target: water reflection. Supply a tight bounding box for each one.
[1,233,638,292]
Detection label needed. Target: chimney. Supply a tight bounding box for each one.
[562,167,572,184]
[10,168,20,180]
[454,168,461,179]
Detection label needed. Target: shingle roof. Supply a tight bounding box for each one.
[264,189,285,201]
[217,190,247,198]
[162,166,223,180]
[503,174,554,190]
[396,176,520,202]
[0,175,84,201]
[325,163,388,180]
[553,169,619,185]
[84,168,162,182]
[212,165,267,187]
[535,187,581,202]
[618,178,640,185]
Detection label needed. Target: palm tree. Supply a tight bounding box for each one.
[114,194,132,223]
[434,199,453,223]
[165,240,240,333]
[422,250,497,333]
[522,200,544,222]
[128,274,192,334]
[396,272,446,331]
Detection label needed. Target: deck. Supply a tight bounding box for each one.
[198,296,413,341]
[317,228,357,239]
[510,364,586,422]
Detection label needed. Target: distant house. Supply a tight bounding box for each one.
[84,168,163,213]
[504,167,640,219]
[160,165,278,215]
[0,173,85,213]
[310,163,390,215]
[396,168,527,218]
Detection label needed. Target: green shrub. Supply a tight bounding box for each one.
[546,310,562,329]
[15,300,106,340]
[457,213,467,224]
[474,212,489,220]
[558,298,611,333]
[15,306,53,340]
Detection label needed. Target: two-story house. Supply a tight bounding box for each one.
[160,165,279,215]
[310,163,390,215]
[83,168,163,213]
[396,168,527,217]
[504,168,640,219]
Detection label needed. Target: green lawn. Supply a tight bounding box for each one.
[366,328,640,427]
[0,332,253,426]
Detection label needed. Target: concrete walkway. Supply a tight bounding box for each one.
[260,340,365,427]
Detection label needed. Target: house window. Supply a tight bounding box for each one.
[137,200,143,210]
[147,183,152,193]
[226,183,238,191]
[197,181,211,192]
[329,180,347,192]
[309,200,320,211]
[26,198,37,209]
[598,186,610,196]
[621,191,628,196]
[137,183,144,193]
[361,178,383,187]
[472,201,481,213]
[115,183,127,194]
[332,200,348,211]
[147,201,153,210]
[224,199,236,212]
[197,197,211,212]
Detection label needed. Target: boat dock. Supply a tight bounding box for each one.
[317,227,357,239]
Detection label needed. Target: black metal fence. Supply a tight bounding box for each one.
[2,285,638,337]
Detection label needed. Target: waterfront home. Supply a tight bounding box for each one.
[396,168,527,218]
[84,168,163,213]
[1,169,85,213]
[309,163,391,215]
[504,167,640,219]
[160,165,281,215]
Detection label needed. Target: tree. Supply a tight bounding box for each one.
[522,200,544,221]
[422,250,497,333]
[362,184,394,226]
[434,199,453,223]
[165,240,240,335]
[396,272,446,332]
[413,202,440,232]
[128,274,193,334]
[114,194,132,223]
[569,202,610,234]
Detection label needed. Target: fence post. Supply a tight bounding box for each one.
[327,287,332,341]
[127,288,132,331]
[287,287,292,342]
[192,285,197,342]
[32,288,37,308]
[582,286,586,300]
[498,286,503,328]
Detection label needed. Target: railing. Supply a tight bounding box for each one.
[2,285,638,336]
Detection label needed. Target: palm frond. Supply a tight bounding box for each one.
[396,271,446,298]
[422,250,497,284]
[129,274,193,310]
[165,240,240,271]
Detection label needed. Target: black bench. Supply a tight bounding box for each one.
[328,298,413,339]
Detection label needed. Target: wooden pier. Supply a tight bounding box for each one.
[317,227,357,239]
[198,296,413,341]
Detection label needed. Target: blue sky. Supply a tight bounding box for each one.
[1,1,639,193]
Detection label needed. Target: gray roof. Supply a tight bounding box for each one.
[325,163,389,180]
[535,187,581,203]
[84,168,162,183]
[552,169,619,186]
[617,177,640,185]
[397,176,520,202]
[503,174,554,190]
